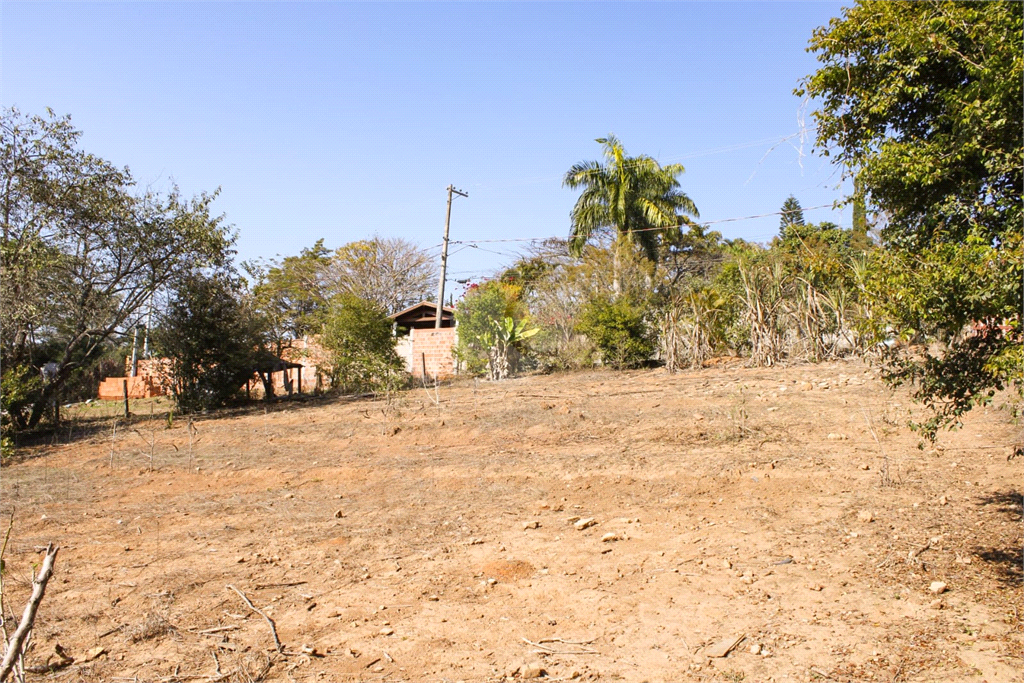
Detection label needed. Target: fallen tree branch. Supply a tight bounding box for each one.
[0,545,59,682]
[226,585,284,654]
[191,625,239,635]
[521,637,599,655]
[907,540,931,564]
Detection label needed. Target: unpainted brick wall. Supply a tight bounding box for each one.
[410,327,457,380]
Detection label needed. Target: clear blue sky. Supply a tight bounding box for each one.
[2,1,851,293]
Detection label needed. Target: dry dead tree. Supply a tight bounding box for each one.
[0,545,59,682]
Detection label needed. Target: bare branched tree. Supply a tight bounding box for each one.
[324,236,437,315]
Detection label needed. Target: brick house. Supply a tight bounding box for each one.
[390,301,457,381]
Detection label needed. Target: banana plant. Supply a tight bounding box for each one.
[486,316,539,380]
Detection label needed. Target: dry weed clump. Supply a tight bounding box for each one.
[126,613,175,643]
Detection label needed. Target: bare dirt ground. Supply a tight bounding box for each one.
[2,359,1021,683]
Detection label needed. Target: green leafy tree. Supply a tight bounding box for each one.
[454,280,526,376]
[800,0,1023,437]
[577,297,655,371]
[850,176,871,251]
[154,272,265,414]
[564,135,699,297]
[658,223,725,287]
[247,239,332,353]
[779,195,806,237]
[321,294,404,394]
[0,107,232,429]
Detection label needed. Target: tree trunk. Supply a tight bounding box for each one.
[27,377,61,429]
[612,239,622,300]
[260,372,275,400]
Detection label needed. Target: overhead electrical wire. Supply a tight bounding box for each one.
[442,202,839,248]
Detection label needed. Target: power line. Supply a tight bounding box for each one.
[446,203,839,247]
[470,125,820,191]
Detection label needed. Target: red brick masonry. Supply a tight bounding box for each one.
[407,327,457,380]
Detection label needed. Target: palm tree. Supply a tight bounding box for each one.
[563,135,699,296]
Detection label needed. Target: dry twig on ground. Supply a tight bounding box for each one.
[226,585,284,654]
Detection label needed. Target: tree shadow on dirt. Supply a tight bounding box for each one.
[3,385,427,465]
[972,489,1023,588]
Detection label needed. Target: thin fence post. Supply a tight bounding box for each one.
[122,379,130,418]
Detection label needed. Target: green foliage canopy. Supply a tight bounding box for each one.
[0,107,233,429]
[454,279,527,376]
[154,272,265,414]
[564,136,699,296]
[577,297,655,371]
[779,196,806,235]
[321,294,403,394]
[800,0,1023,436]
[247,239,332,349]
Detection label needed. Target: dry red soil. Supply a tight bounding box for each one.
[2,359,1021,683]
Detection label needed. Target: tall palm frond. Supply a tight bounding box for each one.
[563,136,699,261]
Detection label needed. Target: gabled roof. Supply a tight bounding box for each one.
[390,301,455,327]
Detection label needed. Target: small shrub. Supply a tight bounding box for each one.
[454,280,526,376]
[321,294,404,393]
[576,298,654,370]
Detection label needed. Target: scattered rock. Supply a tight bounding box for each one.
[938,496,948,506]
[523,520,540,530]
[722,559,732,570]
[705,634,745,658]
[808,584,823,592]
[693,413,705,421]
[84,646,107,662]
[379,626,394,636]
[857,510,874,523]
[574,518,597,531]
[929,599,944,610]
[521,662,547,679]
[955,555,972,565]
[334,509,345,518]
[859,464,870,471]
[827,433,848,440]
[749,643,761,655]
[798,382,813,391]
[929,581,948,594]
[487,577,497,586]
[601,532,620,543]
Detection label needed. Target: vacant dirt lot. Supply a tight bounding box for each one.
[2,360,1021,682]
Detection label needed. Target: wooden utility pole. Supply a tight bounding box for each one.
[435,184,468,328]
